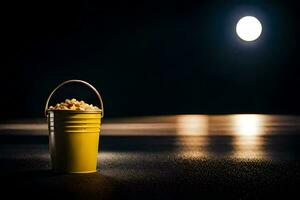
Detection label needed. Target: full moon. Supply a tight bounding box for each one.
[236,16,262,41]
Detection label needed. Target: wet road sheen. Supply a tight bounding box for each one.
[1,115,300,199]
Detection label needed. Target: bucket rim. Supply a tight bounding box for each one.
[47,109,102,114]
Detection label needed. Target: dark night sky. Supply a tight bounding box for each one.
[1,0,300,119]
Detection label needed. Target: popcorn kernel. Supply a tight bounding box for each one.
[49,99,100,111]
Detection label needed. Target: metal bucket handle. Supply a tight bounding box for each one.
[44,80,104,118]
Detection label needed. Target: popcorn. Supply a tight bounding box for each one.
[49,98,100,111]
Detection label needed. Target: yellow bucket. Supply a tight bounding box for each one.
[45,80,104,173]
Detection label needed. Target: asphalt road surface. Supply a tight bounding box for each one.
[1,115,300,199]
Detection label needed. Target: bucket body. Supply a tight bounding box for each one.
[48,110,101,173]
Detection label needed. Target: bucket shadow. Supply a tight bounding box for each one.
[0,170,121,200]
